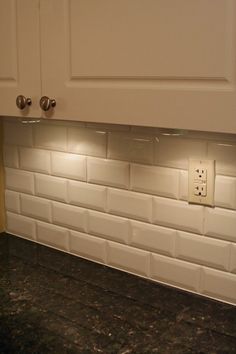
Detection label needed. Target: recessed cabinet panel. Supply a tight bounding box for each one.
[0,0,18,81]
[0,0,41,117]
[69,0,228,79]
[41,0,236,133]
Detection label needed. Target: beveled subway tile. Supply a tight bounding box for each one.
[214,175,236,210]
[131,164,179,199]
[37,221,69,251]
[107,241,150,277]
[5,190,20,213]
[204,207,236,243]
[33,124,67,151]
[5,168,34,195]
[88,210,129,244]
[176,231,230,271]
[4,121,33,146]
[154,135,207,170]
[68,180,106,212]
[200,267,236,304]
[153,197,204,234]
[19,147,51,174]
[70,230,107,263]
[51,151,86,181]
[52,202,87,232]
[107,188,152,222]
[208,142,236,176]
[3,145,19,168]
[20,194,52,222]
[35,174,67,203]
[68,127,107,158]
[108,132,154,164]
[87,157,129,189]
[6,212,36,240]
[130,220,176,256]
[150,254,201,292]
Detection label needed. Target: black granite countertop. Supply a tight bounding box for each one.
[0,233,236,354]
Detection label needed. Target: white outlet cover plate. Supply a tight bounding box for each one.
[188,159,215,206]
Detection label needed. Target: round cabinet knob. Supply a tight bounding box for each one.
[39,96,56,111]
[16,95,32,110]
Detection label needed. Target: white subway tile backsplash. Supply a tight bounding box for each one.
[154,136,207,170]
[215,176,236,210]
[4,121,33,146]
[68,181,106,212]
[230,244,236,274]
[107,242,150,277]
[176,232,230,271]
[5,190,20,213]
[51,151,86,181]
[34,124,67,151]
[3,118,236,305]
[108,132,154,164]
[35,174,67,203]
[20,194,51,222]
[208,142,236,176]
[3,145,19,168]
[153,197,204,234]
[68,127,107,158]
[37,221,69,251]
[150,254,201,292]
[6,212,36,240]
[19,147,51,174]
[52,202,87,232]
[87,157,129,189]
[108,189,152,222]
[88,210,129,244]
[205,207,236,243]
[131,164,179,199]
[200,268,236,304]
[130,221,175,256]
[5,168,34,194]
[70,231,106,263]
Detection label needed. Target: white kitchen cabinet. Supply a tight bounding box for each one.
[1,0,236,133]
[0,0,41,117]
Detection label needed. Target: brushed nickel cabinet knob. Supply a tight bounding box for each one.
[39,96,56,111]
[16,95,32,110]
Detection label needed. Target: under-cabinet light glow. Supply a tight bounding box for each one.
[20,118,41,124]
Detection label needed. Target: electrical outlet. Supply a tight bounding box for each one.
[194,183,207,197]
[188,159,215,206]
[194,168,207,182]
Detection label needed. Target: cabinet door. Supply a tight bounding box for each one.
[41,0,236,133]
[0,0,41,117]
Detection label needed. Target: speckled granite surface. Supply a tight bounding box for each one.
[0,233,236,354]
